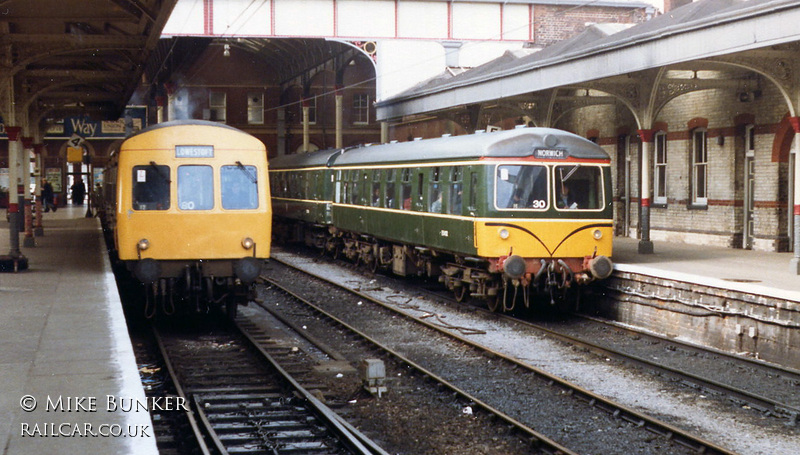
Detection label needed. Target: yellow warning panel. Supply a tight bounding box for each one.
[67,146,83,163]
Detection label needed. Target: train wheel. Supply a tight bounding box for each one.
[453,284,468,303]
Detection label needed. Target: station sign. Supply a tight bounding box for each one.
[533,148,568,159]
[0,106,147,139]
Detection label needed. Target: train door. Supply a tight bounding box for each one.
[743,125,755,250]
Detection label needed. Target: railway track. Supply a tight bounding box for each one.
[274,247,800,428]
[260,253,739,455]
[150,320,384,454]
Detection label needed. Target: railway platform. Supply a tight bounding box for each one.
[606,237,800,369]
[0,206,158,455]
[612,237,800,302]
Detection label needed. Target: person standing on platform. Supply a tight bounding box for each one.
[41,178,56,212]
[71,178,86,205]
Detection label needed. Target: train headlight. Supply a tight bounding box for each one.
[592,229,603,240]
[241,237,255,250]
[137,238,150,251]
[498,228,510,240]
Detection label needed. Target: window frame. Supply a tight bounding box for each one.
[691,128,708,207]
[208,91,226,122]
[352,93,370,125]
[247,92,264,125]
[653,131,668,206]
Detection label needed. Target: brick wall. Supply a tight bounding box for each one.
[558,81,792,252]
[533,5,649,46]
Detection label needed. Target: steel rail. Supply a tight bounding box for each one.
[153,321,382,455]
[258,276,579,455]
[233,319,391,455]
[425,283,800,424]
[268,254,739,455]
[150,325,216,455]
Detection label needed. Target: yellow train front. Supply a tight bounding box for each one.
[105,120,271,318]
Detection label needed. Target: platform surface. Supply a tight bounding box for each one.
[613,237,800,303]
[0,206,158,455]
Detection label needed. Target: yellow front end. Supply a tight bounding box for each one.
[117,211,271,261]
[114,123,271,263]
[474,219,613,260]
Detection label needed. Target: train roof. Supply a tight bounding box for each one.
[268,127,609,170]
[123,119,248,141]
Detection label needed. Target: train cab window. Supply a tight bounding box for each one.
[495,165,547,210]
[132,164,170,210]
[554,165,603,210]
[178,165,214,210]
[221,164,259,210]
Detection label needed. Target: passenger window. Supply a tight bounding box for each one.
[448,167,462,215]
[468,172,478,211]
[132,164,170,210]
[350,172,360,205]
[401,168,412,210]
[221,164,258,210]
[178,165,214,210]
[496,165,548,210]
[385,169,396,209]
[429,167,442,213]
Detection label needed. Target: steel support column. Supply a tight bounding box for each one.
[302,98,310,153]
[335,86,343,149]
[789,117,800,273]
[34,144,44,237]
[4,127,25,263]
[22,137,35,247]
[637,128,655,254]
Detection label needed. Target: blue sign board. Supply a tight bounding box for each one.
[0,106,147,139]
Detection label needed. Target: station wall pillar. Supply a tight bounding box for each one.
[335,86,343,149]
[21,137,34,247]
[789,117,800,274]
[637,128,655,254]
[5,126,23,259]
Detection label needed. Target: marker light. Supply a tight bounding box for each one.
[499,228,510,240]
[137,239,150,251]
[592,229,603,240]
[242,237,255,249]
